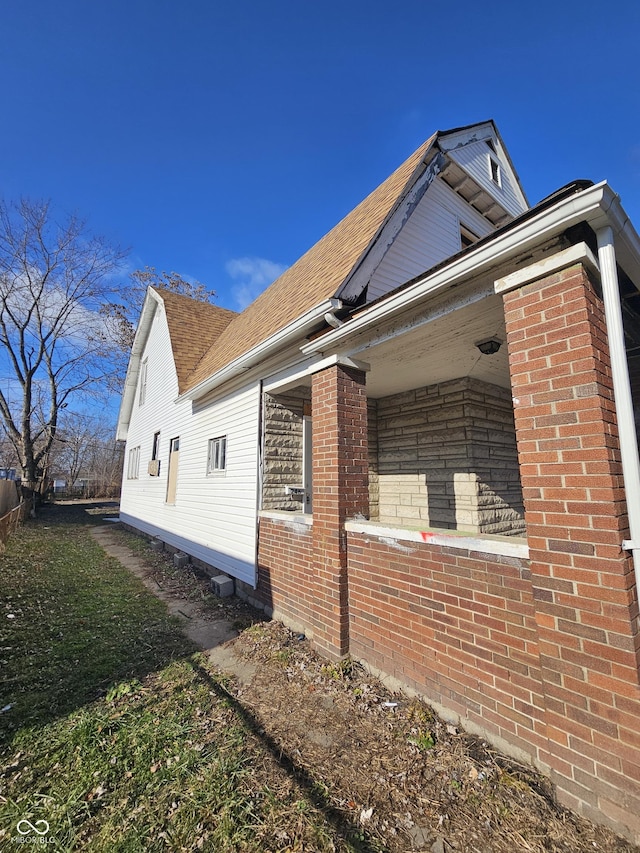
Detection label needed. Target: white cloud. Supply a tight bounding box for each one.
[225,256,288,310]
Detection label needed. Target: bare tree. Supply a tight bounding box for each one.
[50,413,123,497]
[0,430,18,476]
[0,198,128,495]
[49,412,95,491]
[86,435,124,498]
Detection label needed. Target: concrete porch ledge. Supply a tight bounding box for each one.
[259,509,313,526]
[345,519,529,560]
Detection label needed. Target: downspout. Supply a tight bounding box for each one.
[596,225,640,603]
[253,379,265,590]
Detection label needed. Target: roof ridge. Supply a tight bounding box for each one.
[153,286,238,316]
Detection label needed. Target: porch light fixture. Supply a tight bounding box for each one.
[475,337,502,355]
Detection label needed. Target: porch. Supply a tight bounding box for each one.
[250,252,640,841]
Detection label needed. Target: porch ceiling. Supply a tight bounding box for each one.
[360,293,511,398]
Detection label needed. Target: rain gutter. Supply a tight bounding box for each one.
[181,298,342,402]
[301,181,618,356]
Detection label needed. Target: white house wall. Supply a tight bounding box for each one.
[445,138,527,218]
[119,304,260,586]
[367,179,495,302]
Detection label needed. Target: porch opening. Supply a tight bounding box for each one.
[261,376,525,538]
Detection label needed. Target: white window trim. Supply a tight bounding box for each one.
[127,445,140,479]
[139,359,148,406]
[459,222,479,250]
[488,153,501,188]
[207,435,227,475]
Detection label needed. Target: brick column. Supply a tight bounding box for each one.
[311,364,368,659]
[503,260,640,840]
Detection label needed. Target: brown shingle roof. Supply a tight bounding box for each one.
[156,288,237,392]
[185,133,438,391]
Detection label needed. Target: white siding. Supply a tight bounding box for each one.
[367,179,494,303]
[446,139,527,218]
[119,305,260,585]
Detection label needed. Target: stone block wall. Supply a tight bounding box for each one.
[368,399,379,519]
[375,377,525,535]
[262,391,307,511]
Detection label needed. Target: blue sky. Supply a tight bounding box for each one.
[2,0,639,315]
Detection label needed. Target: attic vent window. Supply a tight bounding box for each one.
[489,156,501,187]
[486,138,496,154]
[460,224,479,250]
[139,359,148,406]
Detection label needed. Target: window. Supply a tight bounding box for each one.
[148,431,161,476]
[488,155,501,187]
[139,359,148,406]
[207,436,227,474]
[127,446,140,479]
[460,224,479,250]
[166,437,180,504]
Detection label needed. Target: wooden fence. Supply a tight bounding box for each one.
[0,480,31,554]
[0,480,19,517]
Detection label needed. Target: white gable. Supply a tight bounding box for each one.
[438,124,528,218]
[339,122,529,307]
[366,178,495,303]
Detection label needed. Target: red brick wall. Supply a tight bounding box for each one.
[253,266,640,841]
[255,516,314,630]
[348,532,545,757]
[255,365,369,656]
[311,365,368,658]
[503,261,640,839]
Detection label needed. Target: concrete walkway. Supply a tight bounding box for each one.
[91,525,257,684]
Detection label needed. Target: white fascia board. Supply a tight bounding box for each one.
[597,188,640,284]
[115,288,162,441]
[493,126,530,210]
[437,121,496,151]
[181,298,342,402]
[301,182,617,357]
[338,149,445,304]
[439,121,529,210]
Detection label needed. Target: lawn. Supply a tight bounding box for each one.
[0,505,364,852]
[2,504,638,853]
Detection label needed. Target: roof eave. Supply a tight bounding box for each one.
[181,297,342,402]
[115,288,163,441]
[301,181,631,356]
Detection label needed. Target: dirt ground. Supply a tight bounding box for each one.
[84,503,639,853]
